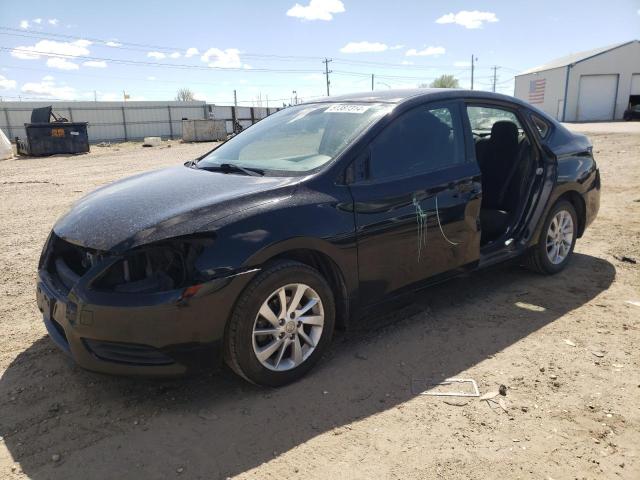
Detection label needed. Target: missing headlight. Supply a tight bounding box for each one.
[93,236,213,294]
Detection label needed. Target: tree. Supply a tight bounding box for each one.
[175,88,195,102]
[428,75,460,89]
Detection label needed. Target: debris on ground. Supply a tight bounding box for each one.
[564,339,577,347]
[483,396,509,414]
[443,399,469,407]
[479,390,499,401]
[591,351,605,358]
[614,255,637,264]
[142,136,162,147]
[499,384,507,396]
[418,378,480,397]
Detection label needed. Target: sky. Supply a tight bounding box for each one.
[0,0,638,106]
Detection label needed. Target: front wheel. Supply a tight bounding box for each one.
[224,260,335,386]
[525,200,578,274]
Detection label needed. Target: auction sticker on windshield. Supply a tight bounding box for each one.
[325,104,372,114]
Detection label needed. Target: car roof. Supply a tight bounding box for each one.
[302,88,559,126]
[305,88,524,105]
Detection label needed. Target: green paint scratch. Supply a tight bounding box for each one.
[413,194,428,262]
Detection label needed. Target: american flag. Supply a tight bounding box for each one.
[528,79,546,104]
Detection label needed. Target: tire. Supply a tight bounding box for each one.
[525,200,578,275]
[224,260,335,387]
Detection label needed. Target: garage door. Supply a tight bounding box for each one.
[577,74,618,121]
[631,74,640,95]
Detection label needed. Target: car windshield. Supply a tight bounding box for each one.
[196,103,392,175]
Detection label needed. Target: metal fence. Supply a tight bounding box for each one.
[0,101,280,143]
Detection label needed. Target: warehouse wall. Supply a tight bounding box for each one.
[0,101,280,142]
[564,41,640,121]
[514,66,567,120]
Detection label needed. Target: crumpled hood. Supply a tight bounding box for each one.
[54,165,297,252]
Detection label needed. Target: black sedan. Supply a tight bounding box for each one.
[36,89,600,386]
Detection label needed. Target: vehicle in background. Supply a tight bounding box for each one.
[623,103,640,121]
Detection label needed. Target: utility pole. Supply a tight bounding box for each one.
[233,89,237,107]
[371,73,374,91]
[293,90,298,105]
[323,58,332,96]
[491,66,500,92]
[470,55,476,90]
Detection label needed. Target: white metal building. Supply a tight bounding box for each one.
[514,40,640,122]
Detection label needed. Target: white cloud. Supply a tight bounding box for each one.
[48,18,59,25]
[453,61,471,67]
[0,75,17,90]
[390,44,405,50]
[185,47,199,58]
[105,40,122,47]
[286,0,345,21]
[201,48,249,68]
[169,52,181,59]
[340,41,388,54]
[46,57,79,70]
[42,75,54,81]
[33,18,42,24]
[11,39,92,60]
[406,46,446,57]
[147,76,157,81]
[19,20,29,29]
[147,51,166,59]
[83,60,107,68]
[21,77,76,100]
[435,10,498,29]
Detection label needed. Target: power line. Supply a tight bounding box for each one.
[1,47,323,74]
[0,26,523,74]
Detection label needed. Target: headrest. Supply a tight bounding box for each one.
[490,121,518,144]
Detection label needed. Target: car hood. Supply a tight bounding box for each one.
[53,165,298,252]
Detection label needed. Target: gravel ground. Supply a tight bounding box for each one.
[0,127,639,480]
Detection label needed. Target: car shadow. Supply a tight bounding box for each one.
[0,253,615,479]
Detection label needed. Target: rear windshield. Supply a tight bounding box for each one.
[197,103,392,175]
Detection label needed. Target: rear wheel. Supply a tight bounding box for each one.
[224,260,335,386]
[525,200,578,274]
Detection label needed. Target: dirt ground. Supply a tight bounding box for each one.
[0,125,639,480]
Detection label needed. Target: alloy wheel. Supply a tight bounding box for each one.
[545,209,574,265]
[252,283,324,371]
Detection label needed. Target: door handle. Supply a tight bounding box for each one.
[456,181,474,193]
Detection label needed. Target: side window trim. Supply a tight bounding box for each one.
[457,100,477,165]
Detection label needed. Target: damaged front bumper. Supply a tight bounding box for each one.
[35,234,258,376]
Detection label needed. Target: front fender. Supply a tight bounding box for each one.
[192,186,359,299]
